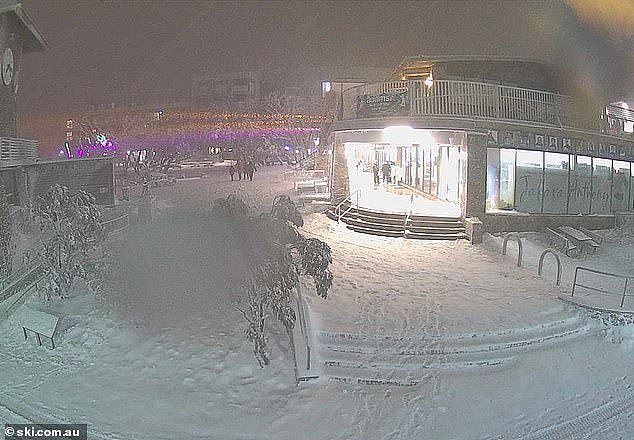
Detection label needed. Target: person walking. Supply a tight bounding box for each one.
[372,162,380,185]
[246,160,256,181]
[381,162,391,184]
[229,163,236,181]
[236,159,245,181]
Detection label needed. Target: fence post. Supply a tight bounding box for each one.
[571,267,579,297]
[621,278,629,308]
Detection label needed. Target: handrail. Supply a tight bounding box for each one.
[538,248,562,286]
[334,189,361,222]
[502,233,523,267]
[571,266,631,308]
[403,193,414,234]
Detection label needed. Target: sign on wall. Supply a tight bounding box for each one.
[356,91,408,118]
[487,129,634,161]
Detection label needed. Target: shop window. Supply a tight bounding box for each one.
[612,161,630,212]
[631,165,634,210]
[543,153,569,214]
[591,158,612,214]
[568,155,592,214]
[515,150,543,213]
[486,148,515,211]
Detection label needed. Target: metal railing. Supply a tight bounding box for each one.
[341,79,594,129]
[502,233,523,267]
[538,248,562,286]
[334,189,361,222]
[572,267,631,308]
[0,137,38,165]
[100,213,130,234]
[403,193,414,234]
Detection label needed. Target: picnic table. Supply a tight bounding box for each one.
[19,308,60,349]
[558,226,600,253]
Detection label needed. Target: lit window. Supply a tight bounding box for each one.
[321,81,332,96]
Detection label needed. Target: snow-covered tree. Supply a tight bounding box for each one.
[263,92,322,164]
[0,184,14,281]
[227,194,333,367]
[34,185,106,298]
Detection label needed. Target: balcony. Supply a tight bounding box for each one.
[0,137,38,167]
[339,79,634,140]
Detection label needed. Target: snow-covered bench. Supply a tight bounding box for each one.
[294,178,329,193]
[19,308,60,349]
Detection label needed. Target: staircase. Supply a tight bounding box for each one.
[327,202,466,240]
[317,312,595,386]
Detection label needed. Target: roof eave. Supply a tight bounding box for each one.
[1,2,48,52]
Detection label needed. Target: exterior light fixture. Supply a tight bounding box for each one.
[424,73,434,88]
[383,126,416,144]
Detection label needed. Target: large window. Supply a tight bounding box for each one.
[543,153,569,214]
[486,148,515,211]
[592,158,612,214]
[631,166,634,210]
[569,156,592,214]
[515,150,543,213]
[486,148,634,215]
[612,161,630,212]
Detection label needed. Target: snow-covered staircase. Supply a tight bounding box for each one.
[326,203,466,240]
[316,312,595,386]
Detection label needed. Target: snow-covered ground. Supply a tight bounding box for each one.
[0,166,633,439]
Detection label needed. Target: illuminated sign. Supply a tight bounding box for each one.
[356,91,408,118]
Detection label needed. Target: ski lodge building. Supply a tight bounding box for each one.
[0,1,114,206]
[323,55,634,241]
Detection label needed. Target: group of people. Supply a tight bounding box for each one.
[229,158,257,181]
[372,161,393,184]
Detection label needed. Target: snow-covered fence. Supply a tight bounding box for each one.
[502,233,523,267]
[571,267,631,309]
[100,213,130,235]
[538,248,562,286]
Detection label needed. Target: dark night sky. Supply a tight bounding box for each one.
[17,0,634,115]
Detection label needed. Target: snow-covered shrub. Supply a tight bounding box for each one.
[298,238,333,299]
[228,194,333,367]
[211,193,250,220]
[33,185,107,299]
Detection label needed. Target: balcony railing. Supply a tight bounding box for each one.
[0,137,38,166]
[340,79,632,138]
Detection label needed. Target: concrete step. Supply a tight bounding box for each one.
[345,217,405,232]
[346,224,404,237]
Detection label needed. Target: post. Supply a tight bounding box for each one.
[572,267,579,297]
[502,233,523,267]
[538,249,562,286]
[621,278,628,308]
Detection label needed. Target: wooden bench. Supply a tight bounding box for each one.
[19,308,60,349]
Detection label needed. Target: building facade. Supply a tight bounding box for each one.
[0,2,115,206]
[326,56,634,236]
